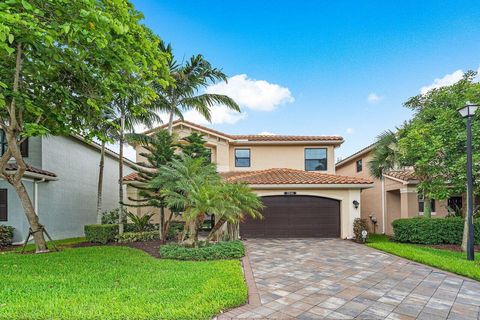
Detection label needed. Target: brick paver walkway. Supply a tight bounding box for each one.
[217,239,480,319]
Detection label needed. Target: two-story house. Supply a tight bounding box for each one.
[1,134,135,243]
[124,120,373,239]
[336,144,465,235]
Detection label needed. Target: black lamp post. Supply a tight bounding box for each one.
[458,102,478,261]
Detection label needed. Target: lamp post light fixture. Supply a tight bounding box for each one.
[458,102,479,261]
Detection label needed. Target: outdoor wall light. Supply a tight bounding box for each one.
[353,200,360,209]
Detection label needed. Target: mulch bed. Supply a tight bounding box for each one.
[73,240,164,258]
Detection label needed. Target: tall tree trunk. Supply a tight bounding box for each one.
[423,198,432,218]
[118,114,125,235]
[159,205,165,242]
[462,214,469,252]
[167,108,175,135]
[207,216,227,241]
[2,43,48,252]
[14,180,49,252]
[96,141,106,224]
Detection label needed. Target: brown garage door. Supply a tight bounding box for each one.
[241,195,340,238]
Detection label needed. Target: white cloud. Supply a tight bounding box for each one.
[420,70,464,94]
[184,105,247,125]
[206,74,294,112]
[420,67,480,94]
[367,93,384,104]
[258,131,276,135]
[346,128,355,134]
[182,74,293,125]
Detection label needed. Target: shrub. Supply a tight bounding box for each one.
[353,218,369,243]
[84,224,118,244]
[100,208,128,224]
[126,212,155,232]
[0,225,14,247]
[160,241,244,260]
[116,231,159,243]
[392,217,480,245]
[167,222,184,240]
[124,223,157,233]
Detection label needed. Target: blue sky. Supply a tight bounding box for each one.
[130,0,480,160]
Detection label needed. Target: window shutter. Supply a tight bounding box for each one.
[20,138,28,157]
[0,189,7,221]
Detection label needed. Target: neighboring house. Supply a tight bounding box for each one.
[336,144,465,235]
[124,120,373,239]
[1,134,135,243]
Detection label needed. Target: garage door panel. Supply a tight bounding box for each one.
[241,195,340,238]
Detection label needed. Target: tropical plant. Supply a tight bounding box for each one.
[179,132,211,161]
[125,129,176,242]
[100,208,128,225]
[126,212,155,232]
[152,155,221,247]
[400,71,480,244]
[207,183,263,242]
[367,130,401,179]
[0,0,170,252]
[155,43,241,134]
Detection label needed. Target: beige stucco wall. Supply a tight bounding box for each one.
[385,190,401,235]
[251,187,362,239]
[139,124,340,174]
[230,145,336,174]
[336,152,384,234]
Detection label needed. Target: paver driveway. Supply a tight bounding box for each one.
[219,239,480,319]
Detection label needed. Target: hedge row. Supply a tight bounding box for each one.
[392,217,480,245]
[84,222,185,244]
[159,241,245,260]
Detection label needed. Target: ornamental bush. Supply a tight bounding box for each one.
[167,222,184,240]
[84,224,118,244]
[392,217,480,245]
[160,241,244,260]
[116,231,159,243]
[0,225,14,247]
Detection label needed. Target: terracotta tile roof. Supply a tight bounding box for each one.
[220,168,373,185]
[123,172,138,182]
[231,134,343,142]
[5,163,57,177]
[143,120,343,143]
[384,169,417,182]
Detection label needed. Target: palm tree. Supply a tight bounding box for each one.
[207,182,263,242]
[151,155,221,247]
[155,43,241,134]
[97,98,163,233]
[368,130,400,179]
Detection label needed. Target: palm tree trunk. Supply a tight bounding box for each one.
[96,141,106,224]
[167,108,175,135]
[162,209,174,242]
[118,114,125,235]
[207,216,227,241]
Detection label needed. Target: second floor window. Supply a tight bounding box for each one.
[305,148,327,171]
[356,159,363,172]
[235,149,250,167]
[0,131,28,158]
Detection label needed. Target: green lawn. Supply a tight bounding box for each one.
[0,245,247,320]
[367,234,480,281]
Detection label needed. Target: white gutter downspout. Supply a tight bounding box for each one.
[34,179,46,215]
[381,178,386,234]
